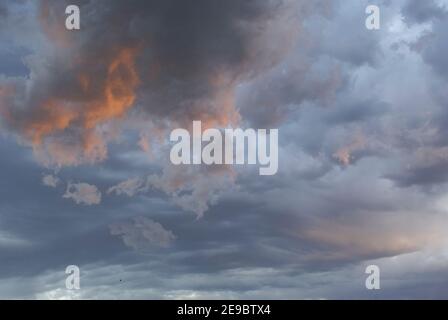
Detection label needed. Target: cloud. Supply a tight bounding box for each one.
[109,217,176,250]
[0,0,307,167]
[63,182,101,205]
[298,219,444,262]
[413,14,448,80]
[402,0,447,25]
[332,133,367,166]
[0,230,31,248]
[238,0,384,128]
[3,0,448,300]
[107,177,144,197]
[386,146,448,187]
[146,164,237,218]
[41,174,60,188]
[107,163,237,218]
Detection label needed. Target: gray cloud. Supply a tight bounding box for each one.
[1,0,448,300]
[1,0,308,167]
[42,174,60,187]
[402,0,447,25]
[107,177,144,197]
[63,182,101,205]
[110,217,176,250]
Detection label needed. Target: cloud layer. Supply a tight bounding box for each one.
[1,0,448,299]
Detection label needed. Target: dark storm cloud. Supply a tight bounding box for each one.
[386,162,448,188]
[415,17,448,80]
[3,0,448,300]
[402,0,447,25]
[1,0,306,166]
[382,7,448,188]
[239,0,385,128]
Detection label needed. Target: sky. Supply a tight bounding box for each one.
[1,0,448,299]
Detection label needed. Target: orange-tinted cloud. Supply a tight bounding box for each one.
[2,0,298,168]
[333,134,367,166]
[82,47,140,129]
[4,46,140,167]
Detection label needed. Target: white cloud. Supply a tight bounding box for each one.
[42,174,60,188]
[145,164,237,218]
[107,177,144,197]
[63,182,102,206]
[110,217,176,250]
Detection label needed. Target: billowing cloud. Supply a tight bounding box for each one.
[0,0,309,167]
[63,182,101,205]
